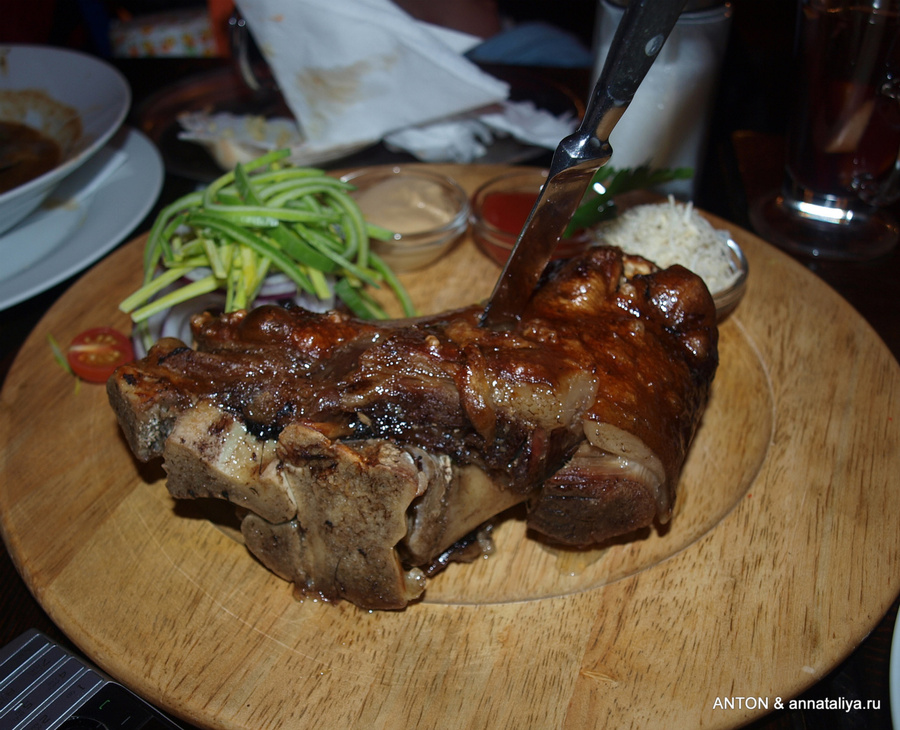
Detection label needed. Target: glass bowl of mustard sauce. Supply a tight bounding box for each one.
[341,166,469,272]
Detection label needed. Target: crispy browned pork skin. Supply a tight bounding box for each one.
[108,246,718,609]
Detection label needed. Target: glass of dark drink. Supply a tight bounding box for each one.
[751,0,900,260]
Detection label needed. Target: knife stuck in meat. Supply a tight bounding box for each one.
[480,0,689,328]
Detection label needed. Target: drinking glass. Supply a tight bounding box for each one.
[751,0,900,261]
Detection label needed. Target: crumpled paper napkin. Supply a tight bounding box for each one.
[383,100,577,162]
[178,98,577,166]
[233,0,511,154]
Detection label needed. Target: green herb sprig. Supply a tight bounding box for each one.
[564,164,693,236]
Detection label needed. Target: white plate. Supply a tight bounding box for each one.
[0,126,163,311]
[0,44,131,235]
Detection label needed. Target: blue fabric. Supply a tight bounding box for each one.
[466,21,594,68]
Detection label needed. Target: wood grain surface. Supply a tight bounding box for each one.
[1,164,899,730]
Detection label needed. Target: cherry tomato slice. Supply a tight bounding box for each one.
[66,326,134,383]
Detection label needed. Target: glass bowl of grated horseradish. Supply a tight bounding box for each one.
[594,197,748,321]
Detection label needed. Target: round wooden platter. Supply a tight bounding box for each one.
[2,164,899,730]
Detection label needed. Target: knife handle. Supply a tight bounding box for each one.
[584,0,688,141]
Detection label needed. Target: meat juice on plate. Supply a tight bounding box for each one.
[786,1,900,204]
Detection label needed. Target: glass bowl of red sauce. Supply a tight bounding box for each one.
[470,169,594,266]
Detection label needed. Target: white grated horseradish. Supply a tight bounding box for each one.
[595,197,740,293]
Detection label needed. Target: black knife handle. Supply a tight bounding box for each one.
[583,0,688,141]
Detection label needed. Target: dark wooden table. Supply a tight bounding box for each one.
[2,49,899,730]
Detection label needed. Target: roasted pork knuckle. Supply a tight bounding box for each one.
[108,247,718,609]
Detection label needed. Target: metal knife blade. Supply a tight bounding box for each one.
[480,0,688,328]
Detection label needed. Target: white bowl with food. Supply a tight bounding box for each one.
[0,44,131,236]
[595,197,749,320]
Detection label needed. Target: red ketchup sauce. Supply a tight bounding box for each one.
[474,190,592,265]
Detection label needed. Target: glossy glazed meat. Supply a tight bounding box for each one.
[108,246,718,609]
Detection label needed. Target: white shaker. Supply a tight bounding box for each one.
[591,0,732,198]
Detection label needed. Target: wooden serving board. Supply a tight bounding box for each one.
[2,164,899,730]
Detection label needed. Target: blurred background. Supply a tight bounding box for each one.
[1,0,798,217]
[0,0,798,227]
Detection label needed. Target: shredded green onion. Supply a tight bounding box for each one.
[47,333,81,393]
[120,149,416,326]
